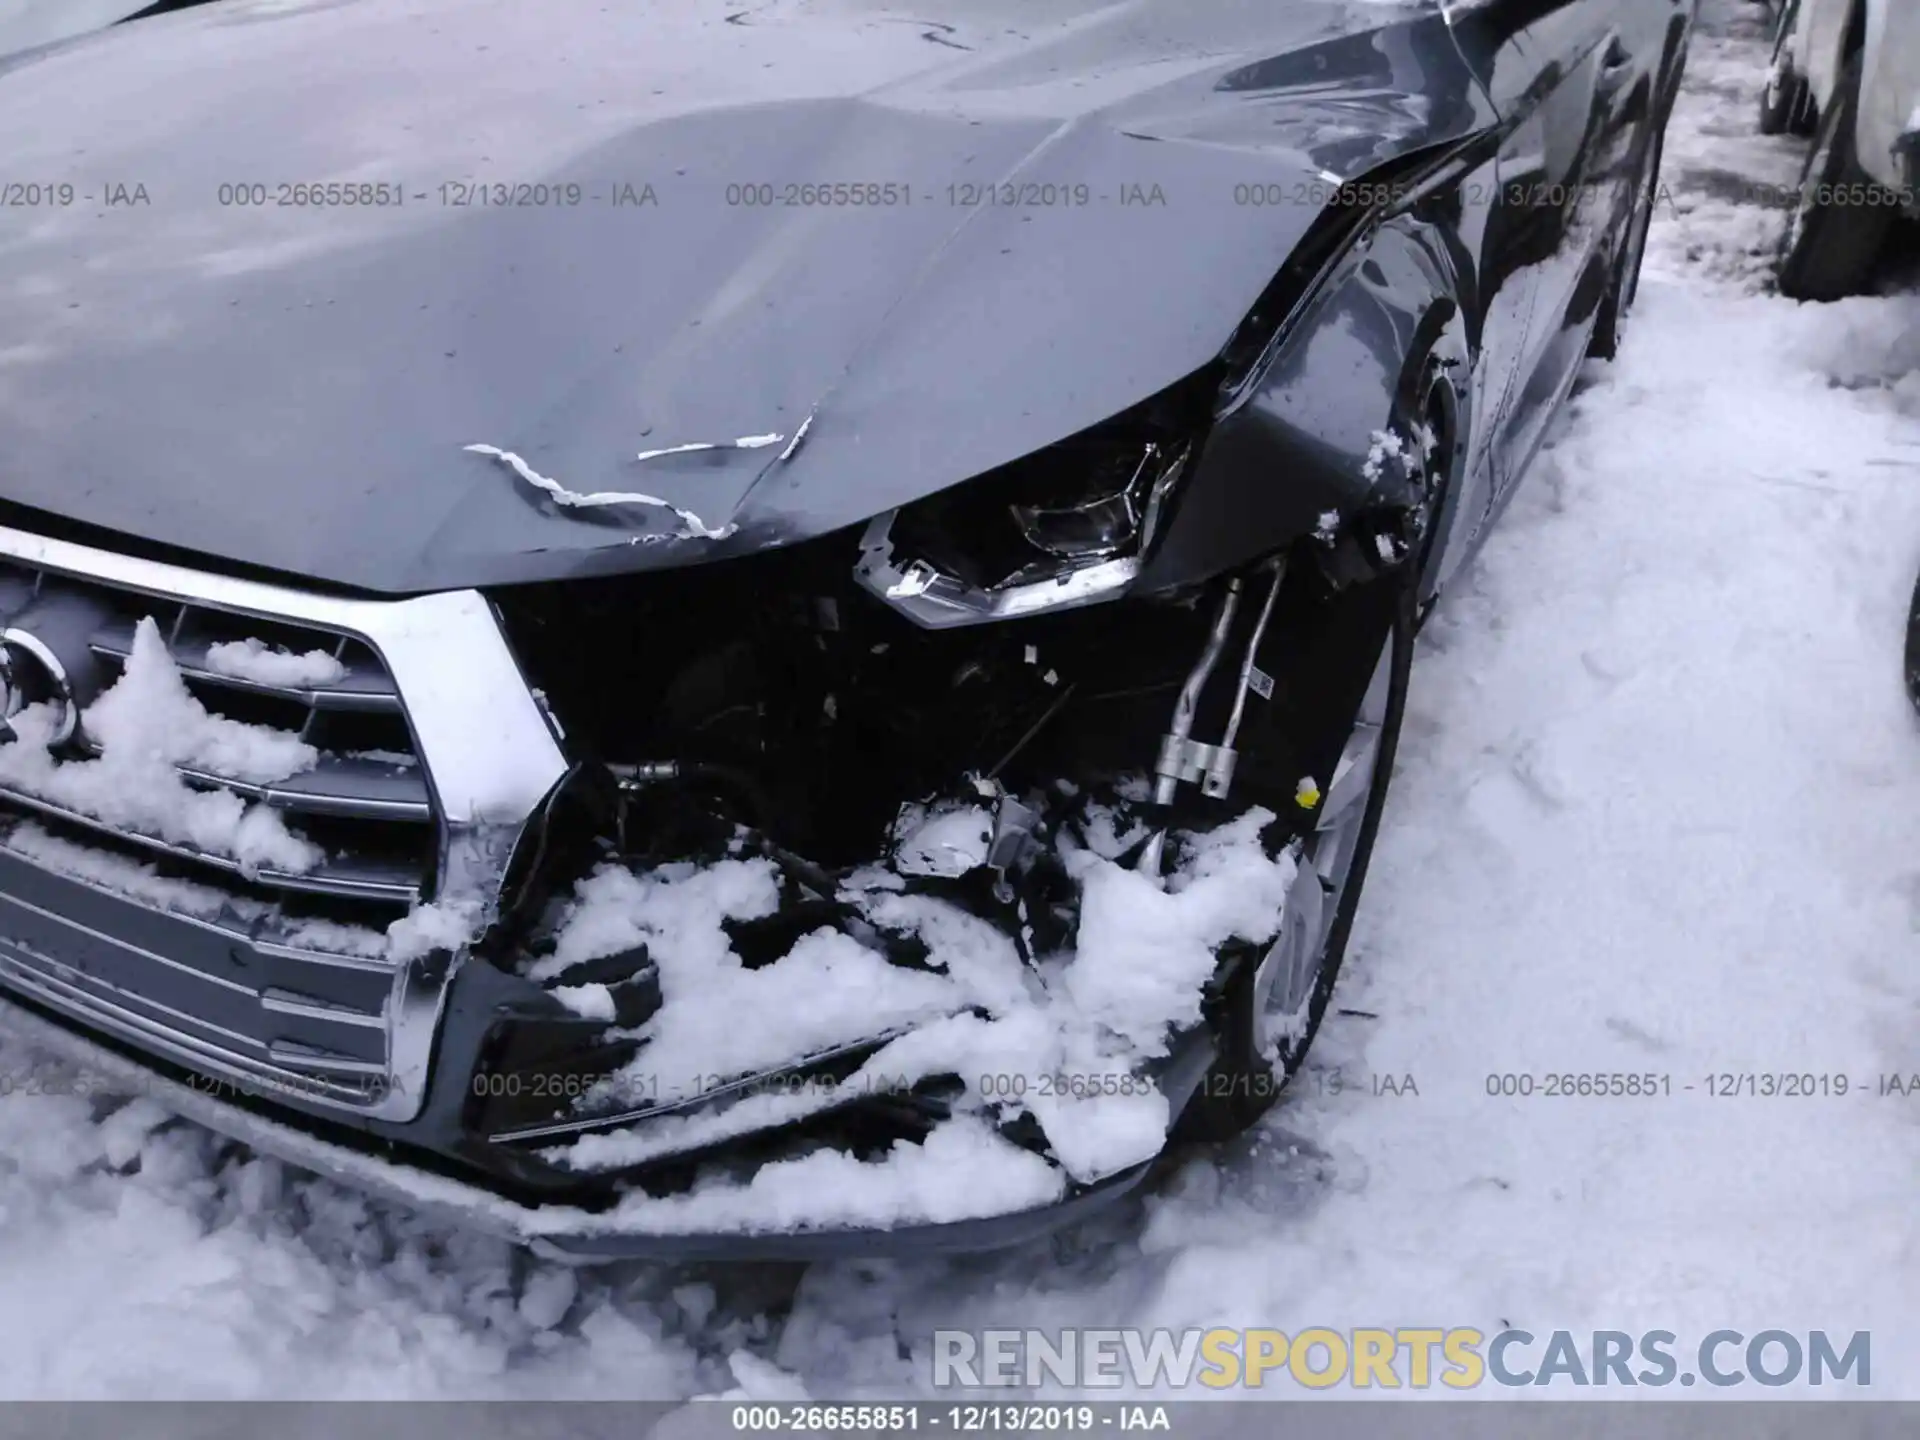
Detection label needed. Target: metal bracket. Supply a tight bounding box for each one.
[1154,734,1239,799]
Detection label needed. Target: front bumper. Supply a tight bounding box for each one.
[0,988,1157,1260]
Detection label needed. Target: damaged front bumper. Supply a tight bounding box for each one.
[0,992,1158,1260]
[0,772,1236,1257]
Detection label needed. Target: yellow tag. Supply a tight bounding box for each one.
[1294,777,1321,809]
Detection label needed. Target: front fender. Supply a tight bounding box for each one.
[1136,211,1474,595]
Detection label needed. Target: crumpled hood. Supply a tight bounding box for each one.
[0,0,1483,594]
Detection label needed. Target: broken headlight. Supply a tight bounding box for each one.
[855,432,1192,630]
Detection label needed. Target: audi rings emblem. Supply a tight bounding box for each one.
[0,627,81,745]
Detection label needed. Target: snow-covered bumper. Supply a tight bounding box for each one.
[0,990,1159,1260]
[0,781,1273,1256]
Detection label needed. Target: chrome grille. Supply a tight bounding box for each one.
[0,523,570,1121]
[0,557,434,905]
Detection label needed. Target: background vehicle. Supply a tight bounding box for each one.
[0,0,1694,1257]
[1773,0,1920,298]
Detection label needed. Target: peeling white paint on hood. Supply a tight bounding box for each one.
[463,444,737,540]
[634,433,784,463]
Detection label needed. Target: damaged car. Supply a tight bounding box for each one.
[0,0,1694,1258]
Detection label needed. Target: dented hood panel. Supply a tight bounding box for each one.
[0,0,1485,594]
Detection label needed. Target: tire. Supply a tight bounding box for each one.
[1759,61,1803,136]
[1904,568,1920,713]
[1589,123,1664,360]
[1760,0,1805,135]
[1777,55,1896,302]
[1176,575,1414,1140]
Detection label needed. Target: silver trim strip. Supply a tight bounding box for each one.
[0,785,422,901]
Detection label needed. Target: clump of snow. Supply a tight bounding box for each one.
[549,1114,1067,1237]
[385,897,485,964]
[280,916,389,960]
[347,749,416,769]
[87,622,318,786]
[552,983,617,1022]
[1059,809,1293,1054]
[535,858,971,1099]
[1360,426,1410,484]
[0,618,322,874]
[203,638,346,689]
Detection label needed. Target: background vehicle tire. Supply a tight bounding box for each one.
[1759,0,1806,136]
[1175,575,1414,1141]
[1589,123,1664,360]
[1904,568,1920,713]
[1777,54,1896,302]
[1758,59,1804,135]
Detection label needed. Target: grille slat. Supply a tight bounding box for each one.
[265,1040,388,1077]
[0,788,422,902]
[88,618,402,712]
[259,987,388,1029]
[181,755,432,822]
[0,851,393,1104]
[67,742,435,824]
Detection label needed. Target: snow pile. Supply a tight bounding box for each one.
[536,805,1297,1217]
[546,1115,1069,1238]
[204,637,346,689]
[0,618,322,873]
[385,897,486,964]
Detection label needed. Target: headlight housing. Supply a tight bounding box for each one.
[854,408,1198,630]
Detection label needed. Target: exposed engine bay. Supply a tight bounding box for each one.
[470,470,1413,1188]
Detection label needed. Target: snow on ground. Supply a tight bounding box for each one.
[0,0,1915,1402]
